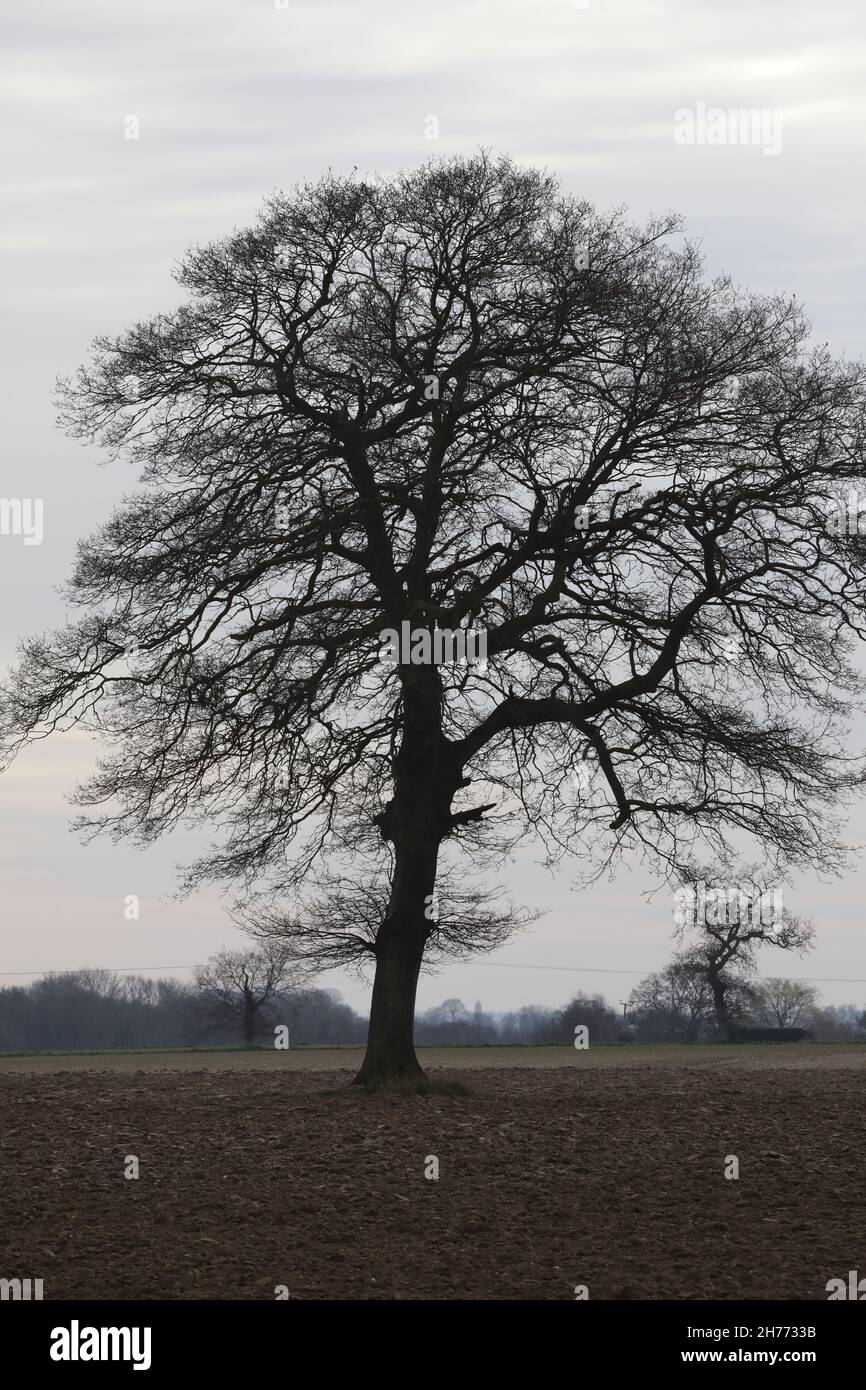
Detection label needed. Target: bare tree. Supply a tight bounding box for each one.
[674,864,815,1039]
[750,976,819,1030]
[554,993,621,1044]
[192,944,307,1046]
[628,955,717,1042]
[808,1004,866,1042]
[3,153,866,1087]
[439,998,466,1025]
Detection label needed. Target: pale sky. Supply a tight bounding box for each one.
[2,0,866,1015]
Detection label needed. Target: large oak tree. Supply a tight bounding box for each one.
[3,153,866,1086]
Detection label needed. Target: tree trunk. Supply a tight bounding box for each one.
[352,916,428,1088]
[242,990,257,1047]
[709,972,730,1041]
[352,816,441,1087]
[353,664,450,1089]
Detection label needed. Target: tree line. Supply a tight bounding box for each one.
[0,965,365,1053]
[0,950,862,1052]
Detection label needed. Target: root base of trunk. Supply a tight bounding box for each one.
[350,1063,429,1093]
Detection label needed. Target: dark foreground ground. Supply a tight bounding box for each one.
[1,1047,864,1299]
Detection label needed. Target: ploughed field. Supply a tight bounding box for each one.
[0,1045,863,1300]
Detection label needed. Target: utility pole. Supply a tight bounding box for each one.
[619,1000,629,1021]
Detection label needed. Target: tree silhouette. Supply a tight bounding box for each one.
[673,863,815,1038]
[193,943,304,1046]
[3,153,866,1086]
[750,976,819,1031]
[628,955,717,1042]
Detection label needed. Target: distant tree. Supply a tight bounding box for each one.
[415,996,500,1044]
[807,1003,866,1042]
[0,986,30,1052]
[439,998,467,1025]
[281,987,368,1045]
[674,864,814,1039]
[628,955,716,1042]
[27,969,122,1050]
[549,992,620,1044]
[498,1004,556,1045]
[750,976,819,1030]
[193,944,307,1046]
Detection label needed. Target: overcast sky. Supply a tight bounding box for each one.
[2,0,866,1016]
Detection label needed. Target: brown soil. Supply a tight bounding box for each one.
[1,1040,863,1072]
[1,1061,863,1300]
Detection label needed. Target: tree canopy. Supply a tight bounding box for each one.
[3,152,866,1083]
